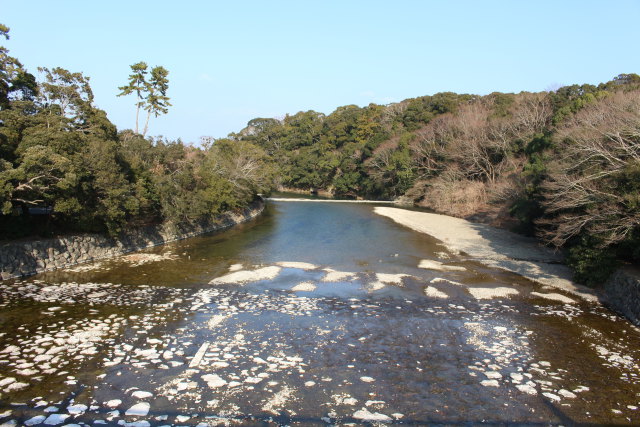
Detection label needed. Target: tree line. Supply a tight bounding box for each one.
[2,21,638,285]
[232,74,640,285]
[0,24,275,239]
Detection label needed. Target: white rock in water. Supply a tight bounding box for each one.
[66,404,87,414]
[125,402,150,417]
[45,346,66,355]
[321,269,358,282]
[510,373,524,383]
[376,273,411,285]
[209,266,281,284]
[202,374,227,388]
[360,376,375,383]
[207,315,228,329]
[516,384,538,395]
[34,354,53,362]
[292,282,316,292]
[353,408,392,422]
[558,389,577,399]
[484,371,502,379]
[1,346,20,354]
[343,397,358,405]
[105,399,121,408]
[481,379,500,387]
[25,416,46,426]
[0,378,16,387]
[43,414,69,425]
[468,287,519,300]
[542,392,561,402]
[5,382,28,392]
[211,361,229,368]
[131,391,153,399]
[304,381,316,387]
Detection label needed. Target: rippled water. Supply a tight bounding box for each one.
[1,201,639,425]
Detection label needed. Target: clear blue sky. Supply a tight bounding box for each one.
[3,0,639,144]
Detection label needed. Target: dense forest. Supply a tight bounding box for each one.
[1,22,638,286]
[0,25,275,239]
[230,74,640,286]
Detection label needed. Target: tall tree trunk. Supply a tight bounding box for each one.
[135,103,140,134]
[143,111,151,137]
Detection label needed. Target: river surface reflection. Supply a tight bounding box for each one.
[0,201,639,425]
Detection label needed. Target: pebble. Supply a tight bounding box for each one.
[66,404,87,415]
[105,399,122,408]
[516,384,538,395]
[542,392,561,402]
[125,402,150,417]
[131,391,153,399]
[558,389,577,399]
[353,408,392,422]
[24,416,46,426]
[43,414,69,425]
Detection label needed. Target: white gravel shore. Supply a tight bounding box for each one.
[374,207,597,301]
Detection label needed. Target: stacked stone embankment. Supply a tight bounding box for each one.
[604,268,640,326]
[0,201,263,280]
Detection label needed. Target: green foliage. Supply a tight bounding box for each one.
[0,30,274,239]
[566,236,618,286]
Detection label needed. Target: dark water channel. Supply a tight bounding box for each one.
[0,201,639,426]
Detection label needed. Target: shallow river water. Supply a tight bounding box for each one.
[1,201,639,426]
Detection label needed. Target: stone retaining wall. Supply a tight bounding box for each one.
[0,200,264,280]
[604,267,640,326]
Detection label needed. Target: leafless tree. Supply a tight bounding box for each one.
[539,90,640,247]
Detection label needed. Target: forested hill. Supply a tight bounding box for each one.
[0,25,275,239]
[231,74,640,285]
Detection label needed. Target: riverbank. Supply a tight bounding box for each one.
[0,200,264,280]
[374,207,598,302]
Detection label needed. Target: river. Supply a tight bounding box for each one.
[0,200,639,425]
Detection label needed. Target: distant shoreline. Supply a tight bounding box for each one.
[267,197,395,204]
